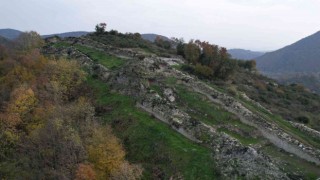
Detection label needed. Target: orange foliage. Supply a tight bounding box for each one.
[75,163,96,180]
[1,113,22,129]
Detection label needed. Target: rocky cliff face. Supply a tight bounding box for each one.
[42,37,320,179]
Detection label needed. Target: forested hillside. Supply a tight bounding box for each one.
[0,32,142,179]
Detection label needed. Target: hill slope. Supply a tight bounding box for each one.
[228,49,265,60]
[0,28,22,40]
[2,30,320,179]
[42,31,90,38]
[256,31,320,73]
[141,33,171,42]
[0,36,9,45]
[40,32,320,179]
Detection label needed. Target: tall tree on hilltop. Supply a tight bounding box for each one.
[95,23,107,34]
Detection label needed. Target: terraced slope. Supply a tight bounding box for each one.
[42,36,320,179]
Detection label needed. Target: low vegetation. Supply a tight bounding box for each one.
[74,44,125,69]
[88,30,175,57]
[86,77,220,179]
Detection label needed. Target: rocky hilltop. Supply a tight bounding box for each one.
[42,34,320,179]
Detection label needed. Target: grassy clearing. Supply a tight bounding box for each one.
[175,85,253,130]
[52,41,71,48]
[206,81,320,149]
[74,45,125,69]
[262,144,320,179]
[217,128,260,145]
[86,77,219,179]
[174,84,262,145]
[238,97,320,149]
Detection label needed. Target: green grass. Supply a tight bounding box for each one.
[207,82,320,149]
[74,45,125,69]
[165,76,177,86]
[149,84,162,95]
[175,85,249,128]
[171,64,183,69]
[217,128,260,145]
[262,144,320,179]
[238,96,320,149]
[86,77,219,179]
[52,42,71,48]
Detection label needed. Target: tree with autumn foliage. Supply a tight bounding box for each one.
[14,31,44,53]
[0,31,142,179]
[75,163,96,180]
[181,39,236,79]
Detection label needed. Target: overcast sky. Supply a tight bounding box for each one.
[1,0,320,51]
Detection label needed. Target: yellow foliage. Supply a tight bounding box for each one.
[87,126,125,178]
[2,129,20,145]
[7,86,38,117]
[4,65,35,85]
[47,59,86,100]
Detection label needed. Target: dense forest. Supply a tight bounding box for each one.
[0,32,142,179]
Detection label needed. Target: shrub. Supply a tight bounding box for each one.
[195,63,213,78]
[296,116,309,124]
[180,64,195,74]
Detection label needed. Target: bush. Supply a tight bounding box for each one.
[296,116,309,124]
[237,60,256,70]
[180,64,195,74]
[195,63,213,78]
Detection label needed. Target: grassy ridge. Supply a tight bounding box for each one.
[74,45,125,69]
[86,77,219,179]
[52,42,125,69]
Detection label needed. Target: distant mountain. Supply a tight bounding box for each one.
[0,28,22,40]
[42,31,90,39]
[228,49,265,60]
[256,31,320,73]
[141,34,171,42]
[256,31,320,93]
